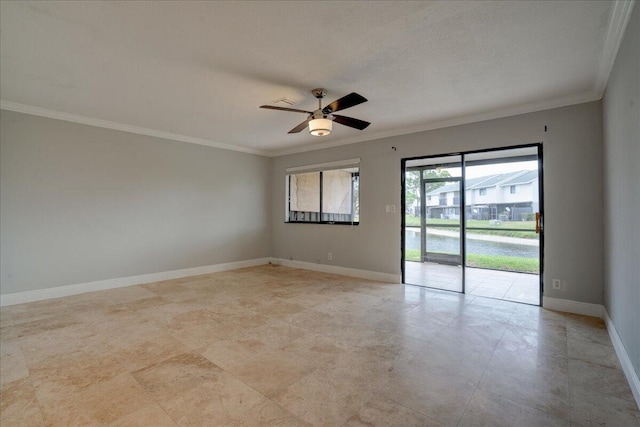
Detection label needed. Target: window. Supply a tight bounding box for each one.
[479,188,487,196]
[510,185,516,194]
[286,159,359,224]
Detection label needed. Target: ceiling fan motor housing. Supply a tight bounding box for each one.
[311,88,328,99]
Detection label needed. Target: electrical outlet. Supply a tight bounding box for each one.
[390,205,396,212]
[327,252,333,260]
[552,279,561,289]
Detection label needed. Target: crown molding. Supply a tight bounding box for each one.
[0,100,270,157]
[270,90,601,157]
[2,89,602,160]
[1,4,632,160]
[594,0,636,97]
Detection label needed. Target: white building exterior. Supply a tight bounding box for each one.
[424,170,539,221]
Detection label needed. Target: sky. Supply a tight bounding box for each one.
[438,160,538,179]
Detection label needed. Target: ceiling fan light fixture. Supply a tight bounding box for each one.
[308,117,332,136]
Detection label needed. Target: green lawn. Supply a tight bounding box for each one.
[404,249,539,273]
[405,215,538,239]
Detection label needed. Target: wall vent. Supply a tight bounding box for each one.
[273,98,296,106]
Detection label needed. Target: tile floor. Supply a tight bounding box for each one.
[1,265,638,426]
[405,262,540,305]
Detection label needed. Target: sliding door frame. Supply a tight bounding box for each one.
[401,142,544,306]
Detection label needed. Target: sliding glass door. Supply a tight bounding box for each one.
[402,145,543,306]
[404,156,463,292]
[463,148,541,304]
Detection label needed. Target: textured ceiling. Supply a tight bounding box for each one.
[0,1,627,155]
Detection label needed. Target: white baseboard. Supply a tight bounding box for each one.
[270,258,400,283]
[542,296,604,318]
[604,309,640,409]
[0,258,271,306]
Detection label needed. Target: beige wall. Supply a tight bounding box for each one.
[0,98,608,309]
[0,110,271,295]
[271,101,604,305]
[603,5,640,377]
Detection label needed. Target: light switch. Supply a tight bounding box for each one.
[385,205,390,213]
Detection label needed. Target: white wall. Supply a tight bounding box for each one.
[603,4,640,378]
[0,110,271,295]
[271,101,604,304]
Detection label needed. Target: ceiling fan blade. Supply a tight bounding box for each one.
[332,115,371,130]
[260,105,313,114]
[288,118,311,134]
[322,92,367,114]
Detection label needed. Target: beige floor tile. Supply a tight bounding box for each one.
[318,347,397,392]
[352,329,428,363]
[568,336,621,368]
[459,389,569,427]
[565,314,610,345]
[508,306,567,331]
[0,339,29,386]
[131,352,223,404]
[407,332,495,386]
[78,286,159,307]
[5,299,73,326]
[38,373,156,426]
[8,314,81,339]
[0,265,632,427]
[98,295,171,316]
[159,308,234,348]
[478,346,570,418]
[156,372,266,426]
[568,358,636,402]
[30,348,125,400]
[234,399,312,426]
[0,323,20,343]
[378,364,475,425]
[379,316,446,342]
[0,377,45,426]
[345,395,444,426]
[499,324,568,356]
[99,322,191,371]
[134,300,209,328]
[198,336,270,370]
[227,346,326,398]
[0,307,15,327]
[276,366,375,426]
[239,317,310,349]
[248,298,308,319]
[19,323,101,366]
[569,387,640,426]
[109,403,177,427]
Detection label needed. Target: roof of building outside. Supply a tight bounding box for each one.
[500,170,538,186]
[424,170,536,196]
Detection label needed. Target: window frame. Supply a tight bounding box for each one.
[286,165,360,225]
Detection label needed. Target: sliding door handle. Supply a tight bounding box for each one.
[535,212,541,234]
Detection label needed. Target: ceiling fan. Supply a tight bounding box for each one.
[260,88,370,136]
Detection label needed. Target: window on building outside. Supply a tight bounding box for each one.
[510,185,516,194]
[479,188,487,196]
[286,163,359,224]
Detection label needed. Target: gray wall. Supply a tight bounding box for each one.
[603,5,640,377]
[0,110,271,295]
[271,101,604,305]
